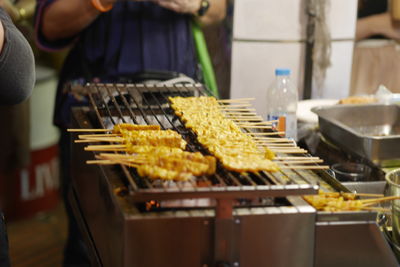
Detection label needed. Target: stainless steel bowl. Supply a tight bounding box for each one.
[331,162,371,182]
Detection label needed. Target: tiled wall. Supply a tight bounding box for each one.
[230,0,358,117]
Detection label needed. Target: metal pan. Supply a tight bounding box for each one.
[312,104,400,167]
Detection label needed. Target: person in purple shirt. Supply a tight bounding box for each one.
[34,1,226,266]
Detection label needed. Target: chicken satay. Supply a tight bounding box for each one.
[135,154,215,181]
[136,165,194,181]
[169,96,279,172]
[124,145,184,155]
[112,123,160,134]
[121,129,187,149]
[98,148,217,180]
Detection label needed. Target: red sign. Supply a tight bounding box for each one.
[1,145,60,221]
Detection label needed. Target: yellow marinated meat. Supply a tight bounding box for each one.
[120,129,187,149]
[169,96,279,173]
[112,123,160,133]
[135,154,216,181]
[124,145,184,155]
[137,165,194,181]
[115,145,217,181]
[303,191,364,212]
[153,157,212,176]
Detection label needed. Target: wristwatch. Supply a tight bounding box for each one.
[197,0,210,17]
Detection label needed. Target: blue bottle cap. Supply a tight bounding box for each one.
[275,68,291,76]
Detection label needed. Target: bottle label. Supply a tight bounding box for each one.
[267,115,285,136]
[267,114,297,140]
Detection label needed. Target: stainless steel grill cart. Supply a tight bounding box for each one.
[69,83,397,267]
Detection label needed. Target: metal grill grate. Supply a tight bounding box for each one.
[74,82,321,202]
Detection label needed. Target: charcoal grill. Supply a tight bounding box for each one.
[69,82,398,267]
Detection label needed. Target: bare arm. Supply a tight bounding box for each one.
[0,1,7,56]
[196,0,226,26]
[40,0,103,41]
[155,0,226,26]
[356,12,400,41]
[0,19,3,53]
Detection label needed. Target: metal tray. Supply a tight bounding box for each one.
[312,104,400,167]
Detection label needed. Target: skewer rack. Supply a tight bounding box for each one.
[68,82,342,203]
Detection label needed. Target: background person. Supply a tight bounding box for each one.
[351,0,400,95]
[0,4,35,266]
[34,0,226,266]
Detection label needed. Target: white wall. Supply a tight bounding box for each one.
[230,0,358,117]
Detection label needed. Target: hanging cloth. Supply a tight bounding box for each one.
[310,0,332,97]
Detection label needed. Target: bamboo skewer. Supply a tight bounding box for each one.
[68,128,111,132]
[81,137,123,142]
[269,147,305,150]
[261,144,296,148]
[270,150,307,154]
[79,134,119,138]
[275,156,321,160]
[75,137,124,143]
[255,141,294,145]
[237,122,275,126]
[349,193,384,198]
[274,156,321,161]
[255,141,290,145]
[274,158,321,162]
[218,98,255,103]
[361,196,400,204]
[220,108,257,112]
[223,112,258,116]
[320,191,384,199]
[228,117,264,121]
[240,125,273,129]
[85,145,126,151]
[86,144,125,149]
[90,152,328,171]
[253,138,292,143]
[279,165,330,170]
[218,104,253,108]
[246,131,285,136]
[253,136,291,140]
[87,159,115,165]
[275,159,323,164]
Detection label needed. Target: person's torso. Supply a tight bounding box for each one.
[62,2,198,82]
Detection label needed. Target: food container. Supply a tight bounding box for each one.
[386,169,400,246]
[331,162,371,182]
[312,104,400,167]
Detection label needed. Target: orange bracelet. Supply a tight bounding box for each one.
[91,0,113,12]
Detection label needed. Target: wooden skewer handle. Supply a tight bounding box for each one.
[218,98,255,102]
[248,131,285,136]
[361,195,400,203]
[276,156,320,160]
[275,160,323,164]
[280,165,330,170]
[221,108,256,112]
[349,193,384,198]
[68,128,110,132]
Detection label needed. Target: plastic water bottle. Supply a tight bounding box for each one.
[266,68,298,140]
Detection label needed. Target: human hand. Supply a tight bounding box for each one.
[151,0,202,14]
